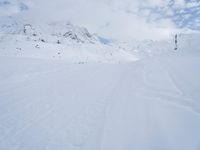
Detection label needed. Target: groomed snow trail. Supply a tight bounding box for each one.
[0,53,200,150]
[101,54,200,150]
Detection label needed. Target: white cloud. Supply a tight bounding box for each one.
[1,0,197,40]
[0,0,31,16]
[186,1,200,8]
[0,0,19,16]
[141,0,168,7]
[174,0,185,8]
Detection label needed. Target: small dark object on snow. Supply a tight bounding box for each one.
[57,40,61,44]
[16,47,21,50]
[35,44,40,48]
[40,39,45,42]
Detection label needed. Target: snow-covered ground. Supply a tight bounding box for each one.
[1,12,200,150]
[0,44,200,150]
[1,0,200,149]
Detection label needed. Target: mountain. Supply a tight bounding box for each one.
[0,17,138,63]
[0,17,97,43]
[1,0,199,63]
[1,16,200,63]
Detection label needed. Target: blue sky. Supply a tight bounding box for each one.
[0,0,199,40]
[138,0,200,30]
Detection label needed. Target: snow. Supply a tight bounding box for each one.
[0,12,200,150]
[0,48,200,149]
[0,19,138,63]
[0,34,137,63]
[101,55,200,150]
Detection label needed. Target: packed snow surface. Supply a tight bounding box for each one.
[0,49,200,149]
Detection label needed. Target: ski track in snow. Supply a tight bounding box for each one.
[134,59,200,116]
[0,59,125,150]
[0,53,200,150]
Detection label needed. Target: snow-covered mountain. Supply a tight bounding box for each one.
[0,17,97,43]
[1,5,200,63]
[1,17,200,63]
[0,17,139,63]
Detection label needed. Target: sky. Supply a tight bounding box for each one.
[0,0,200,40]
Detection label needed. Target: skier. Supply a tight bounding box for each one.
[174,34,178,50]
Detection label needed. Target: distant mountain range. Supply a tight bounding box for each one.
[0,4,199,63]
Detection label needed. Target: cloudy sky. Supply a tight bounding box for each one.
[0,0,200,40]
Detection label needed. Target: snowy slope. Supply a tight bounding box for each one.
[0,18,138,63]
[0,51,200,150]
[1,3,200,149]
